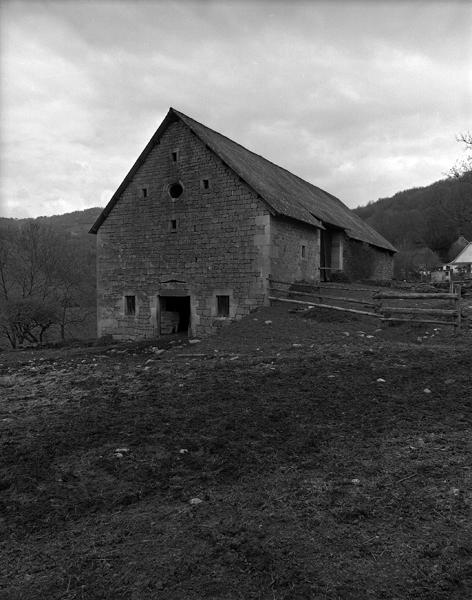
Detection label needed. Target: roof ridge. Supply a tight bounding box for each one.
[173,108,333,199]
[172,109,372,227]
[90,107,396,252]
[172,108,286,167]
[172,109,325,228]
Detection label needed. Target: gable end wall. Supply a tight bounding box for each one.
[96,120,271,339]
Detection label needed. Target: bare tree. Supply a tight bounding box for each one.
[448,131,472,179]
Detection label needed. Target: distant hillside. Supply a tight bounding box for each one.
[353,172,472,261]
[35,207,103,237]
[0,206,102,239]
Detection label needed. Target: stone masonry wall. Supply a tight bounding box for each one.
[270,217,321,283]
[344,238,394,281]
[370,247,394,280]
[96,119,271,339]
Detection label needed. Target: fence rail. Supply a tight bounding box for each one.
[373,291,458,300]
[268,296,379,318]
[268,278,379,317]
[269,286,376,307]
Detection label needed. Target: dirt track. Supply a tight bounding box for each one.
[1,303,471,599]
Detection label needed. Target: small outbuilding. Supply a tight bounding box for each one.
[90,108,396,339]
[446,241,472,278]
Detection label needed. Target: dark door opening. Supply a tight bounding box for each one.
[159,296,191,335]
[320,229,332,282]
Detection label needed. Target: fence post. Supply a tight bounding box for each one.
[456,285,462,333]
[372,290,383,325]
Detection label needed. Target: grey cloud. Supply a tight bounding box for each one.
[0,0,470,217]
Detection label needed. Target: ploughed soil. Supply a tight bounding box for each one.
[1,302,472,599]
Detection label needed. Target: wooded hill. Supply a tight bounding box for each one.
[353,172,472,262]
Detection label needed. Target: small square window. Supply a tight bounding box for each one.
[202,178,210,189]
[125,295,136,316]
[301,245,306,258]
[217,295,230,317]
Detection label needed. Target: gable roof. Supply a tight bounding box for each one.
[449,242,472,265]
[90,108,396,252]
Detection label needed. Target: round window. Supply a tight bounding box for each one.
[169,182,183,199]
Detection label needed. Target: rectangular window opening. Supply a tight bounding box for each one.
[217,295,230,317]
[141,188,148,198]
[125,295,136,316]
[202,178,209,189]
[171,151,178,162]
[301,245,306,258]
[170,219,177,231]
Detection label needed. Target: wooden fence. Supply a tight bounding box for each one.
[372,286,463,331]
[268,278,466,331]
[268,278,379,318]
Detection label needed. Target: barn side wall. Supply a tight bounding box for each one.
[269,217,321,283]
[344,238,394,281]
[96,119,271,340]
[371,248,395,280]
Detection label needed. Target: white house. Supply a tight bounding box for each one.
[447,242,472,278]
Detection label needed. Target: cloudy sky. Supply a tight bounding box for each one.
[1,0,471,218]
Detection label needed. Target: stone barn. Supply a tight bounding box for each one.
[90,108,395,339]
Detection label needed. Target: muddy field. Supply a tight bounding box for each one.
[1,303,472,599]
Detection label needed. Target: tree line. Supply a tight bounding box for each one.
[0,219,96,348]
